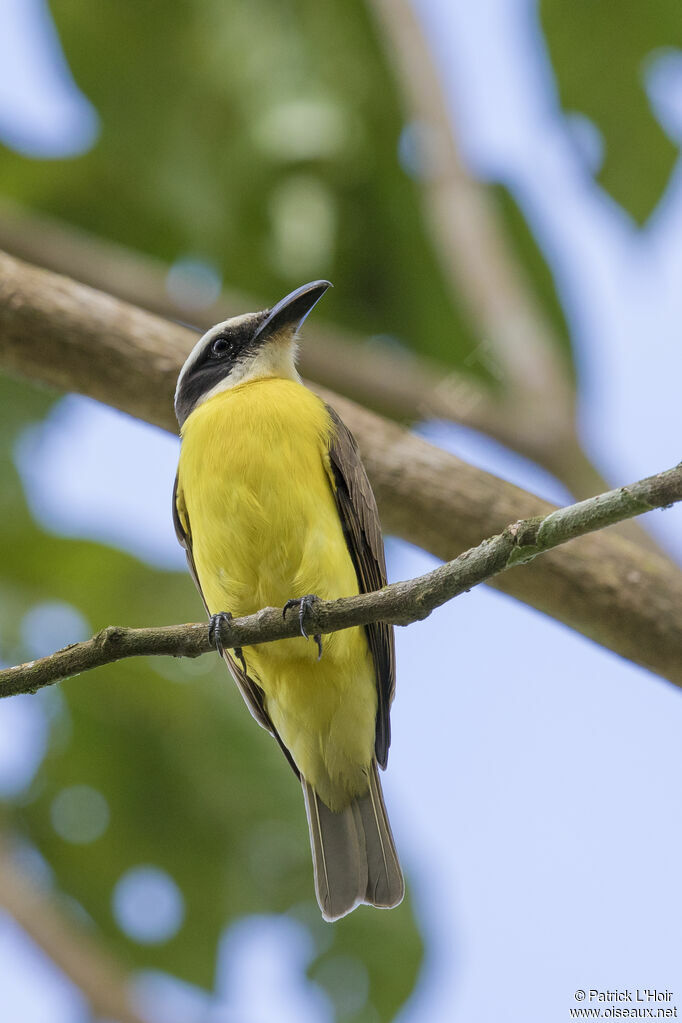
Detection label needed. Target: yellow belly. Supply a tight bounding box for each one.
[177,378,377,809]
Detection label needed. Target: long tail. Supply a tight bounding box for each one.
[302,761,404,921]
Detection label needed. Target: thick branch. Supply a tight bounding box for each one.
[0,198,611,498]
[1,251,682,682]
[0,199,526,464]
[2,463,681,696]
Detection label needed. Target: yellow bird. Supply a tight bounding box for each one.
[173,281,403,920]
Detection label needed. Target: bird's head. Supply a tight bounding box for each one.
[174,279,331,427]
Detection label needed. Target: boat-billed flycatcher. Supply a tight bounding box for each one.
[173,281,403,920]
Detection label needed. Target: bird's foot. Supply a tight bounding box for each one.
[208,611,248,675]
[282,594,323,660]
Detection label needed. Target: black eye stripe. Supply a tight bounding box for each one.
[175,311,269,426]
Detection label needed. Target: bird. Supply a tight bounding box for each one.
[172,280,404,921]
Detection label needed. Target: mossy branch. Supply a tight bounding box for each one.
[2,462,680,698]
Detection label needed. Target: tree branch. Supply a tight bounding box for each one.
[1,250,682,682]
[0,197,613,499]
[0,198,521,466]
[2,462,681,696]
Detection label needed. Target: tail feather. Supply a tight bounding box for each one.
[302,762,404,921]
[358,761,404,908]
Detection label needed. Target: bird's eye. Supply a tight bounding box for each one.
[211,337,231,357]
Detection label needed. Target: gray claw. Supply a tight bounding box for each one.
[282,594,322,658]
[208,611,248,673]
[208,611,232,656]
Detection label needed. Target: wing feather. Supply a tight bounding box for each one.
[323,405,395,768]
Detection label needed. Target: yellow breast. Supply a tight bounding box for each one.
[176,377,377,807]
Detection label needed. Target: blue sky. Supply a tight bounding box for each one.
[2,1,682,1020]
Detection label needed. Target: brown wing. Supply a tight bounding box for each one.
[324,405,396,768]
[172,473,300,778]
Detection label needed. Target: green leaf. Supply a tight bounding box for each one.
[540,0,682,223]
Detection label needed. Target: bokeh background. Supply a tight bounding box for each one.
[1,1,682,1020]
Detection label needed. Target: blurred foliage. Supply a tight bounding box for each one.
[541,0,682,224]
[3,0,680,1016]
[0,0,473,366]
[0,0,581,377]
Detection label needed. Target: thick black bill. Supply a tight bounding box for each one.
[254,280,332,342]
